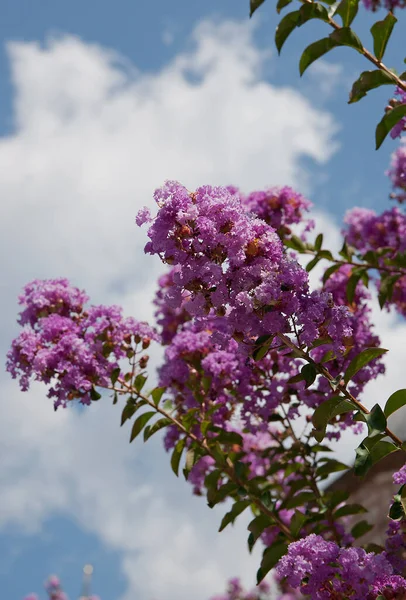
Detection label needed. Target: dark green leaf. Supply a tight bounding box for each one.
[316,459,349,479]
[334,0,359,26]
[329,27,363,51]
[322,263,342,284]
[121,401,137,426]
[216,430,244,446]
[257,543,288,583]
[111,367,120,385]
[300,37,339,75]
[370,12,397,61]
[351,519,374,539]
[378,274,401,308]
[297,2,330,26]
[344,347,387,384]
[275,11,300,54]
[277,0,293,12]
[250,0,266,16]
[349,70,397,103]
[384,389,406,417]
[284,234,307,251]
[315,233,323,251]
[334,503,367,518]
[90,387,102,401]
[151,386,165,407]
[346,268,366,304]
[171,438,186,476]
[376,104,406,149]
[134,374,147,393]
[143,417,172,441]
[207,481,238,507]
[130,411,156,442]
[312,397,354,441]
[370,440,399,463]
[301,364,317,388]
[306,255,321,272]
[354,442,372,476]
[365,404,387,437]
[285,491,315,509]
[389,501,404,520]
[219,500,251,532]
[290,510,307,536]
[248,515,272,551]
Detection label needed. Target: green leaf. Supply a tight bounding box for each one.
[370,12,397,61]
[384,389,406,417]
[322,263,342,284]
[134,374,147,393]
[290,510,307,536]
[365,404,387,437]
[247,515,272,551]
[275,11,300,54]
[171,438,186,476]
[284,491,316,509]
[344,347,387,384]
[376,104,406,150]
[143,417,172,441]
[300,37,339,75]
[370,440,399,463]
[334,503,367,518]
[257,543,288,583]
[351,519,374,538]
[297,2,330,26]
[121,400,137,426]
[277,0,293,12]
[207,481,238,507]
[250,0,266,16]
[346,268,366,304]
[183,447,199,479]
[329,27,363,51]
[349,70,397,104]
[315,233,324,251]
[130,411,156,442]
[354,437,398,476]
[378,274,400,308]
[301,363,317,388]
[111,367,121,385]
[151,386,165,407]
[253,335,274,361]
[219,500,251,532]
[306,255,321,272]
[312,397,354,441]
[334,0,359,26]
[90,387,102,401]
[316,459,349,479]
[389,500,404,520]
[285,234,307,251]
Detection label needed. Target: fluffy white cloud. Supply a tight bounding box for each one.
[0,17,347,600]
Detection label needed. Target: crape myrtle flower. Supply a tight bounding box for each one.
[7,279,158,409]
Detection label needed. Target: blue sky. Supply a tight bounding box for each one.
[0,1,406,599]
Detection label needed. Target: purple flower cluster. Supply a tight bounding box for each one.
[239,186,312,236]
[362,0,406,9]
[140,181,352,352]
[390,89,406,141]
[394,464,406,486]
[385,520,406,575]
[344,207,406,316]
[276,533,405,599]
[388,145,406,204]
[210,577,271,600]
[24,575,100,600]
[7,279,157,409]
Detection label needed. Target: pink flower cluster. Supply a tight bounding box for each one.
[7,279,157,409]
[343,207,406,316]
[23,575,100,600]
[140,182,352,352]
[388,145,406,204]
[276,534,406,599]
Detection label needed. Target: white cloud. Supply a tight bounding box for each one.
[0,18,344,600]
